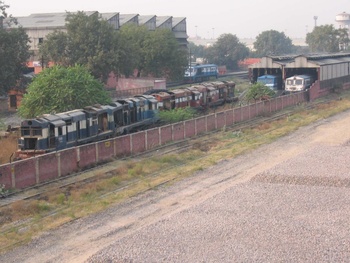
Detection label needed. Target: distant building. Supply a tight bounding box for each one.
[3,11,188,73]
[335,12,350,50]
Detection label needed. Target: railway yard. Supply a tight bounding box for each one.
[1,91,350,261]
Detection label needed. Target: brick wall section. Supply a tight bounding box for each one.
[0,164,12,189]
[225,109,234,126]
[38,153,59,183]
[256,101,265,116]
[206,114,216,132]
[216,112,226,130]
[270,99,277,112]
[276,97,283,111]
[173,123,185,141]
[184,119,196,138]
[249,104,257,119]
[195,116,206,135]
[160,125,172,145]
[60,148,78,177]
[115,136,131,157]
[14,158,36,189]
[234,107,242,122]
[242,105,250,121]
[146,128,160,151]
[78,144,97,169]
[0,92,311,190]
[97,139,115,163]
[131,132,146,154]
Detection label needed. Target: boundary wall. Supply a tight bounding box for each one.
[0,92,307,190]
[309,80,350,101]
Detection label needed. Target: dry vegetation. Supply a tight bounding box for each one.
[0,133,18,165]
[1,91,350,253]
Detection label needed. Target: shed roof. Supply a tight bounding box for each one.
[172,17,185,28]
[5,11,98,29]
[100,12,119,20]
[138,15,156,25]
[119,14,139,26]
[156,16,172,27]
[250,53,350,69]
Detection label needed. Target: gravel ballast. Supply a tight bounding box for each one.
[1,110,350,262]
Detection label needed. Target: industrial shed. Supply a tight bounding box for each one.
[249,53,350,100]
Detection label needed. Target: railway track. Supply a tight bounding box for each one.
[0,95,331,208]
[0,94,341,253]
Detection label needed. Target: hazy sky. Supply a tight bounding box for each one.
[5,0,349,39]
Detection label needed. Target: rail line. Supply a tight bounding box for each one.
[0,94,332,208]
[0,95,339,253]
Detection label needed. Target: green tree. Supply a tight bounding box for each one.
[306,24,349,52]
[254,30,294,57]
[18,65,111,118]
[40,11,119,82]
[141,28,188,81]
[204,34,249,70]
[245,82,275,102]
[39,31,69,67]
[0,1,30,94]
[188,42,205,63]
[117,24,149,77]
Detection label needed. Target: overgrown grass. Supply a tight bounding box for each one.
[1,91,350,253]
[0,133,18,165]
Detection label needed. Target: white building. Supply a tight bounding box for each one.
[335,12,350,50]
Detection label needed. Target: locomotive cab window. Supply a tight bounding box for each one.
[21,128,30,136]
[33,128,42,136]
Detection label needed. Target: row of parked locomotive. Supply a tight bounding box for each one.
[256,74,315,92]
[16,80,235,159]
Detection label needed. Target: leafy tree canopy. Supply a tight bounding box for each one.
[245,82,276,102]
[141,28,188,81]
[18,65,112,118]
[0,1,30,94]
[188,42,205,63]
[204,33,249,70]
[40,11,119,82]
[306,24,350,52]
[253,30,294,57]
[117,24,150,77]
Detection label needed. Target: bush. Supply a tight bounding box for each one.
[158,107,197,123]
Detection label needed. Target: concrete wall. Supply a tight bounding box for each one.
[0,92,308,190]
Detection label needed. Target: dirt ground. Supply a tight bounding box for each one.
[1,109,350,262]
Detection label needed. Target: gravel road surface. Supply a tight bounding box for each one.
[1,110,350,262]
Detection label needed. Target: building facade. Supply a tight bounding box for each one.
[3,11,188,71]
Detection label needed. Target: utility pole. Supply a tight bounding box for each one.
[313,16,318,27]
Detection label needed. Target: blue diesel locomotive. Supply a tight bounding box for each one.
[184,64,219,83]
[17,95,159,159]
[16,81,235,159]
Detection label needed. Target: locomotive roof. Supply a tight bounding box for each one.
[57,110,86,121]
[135,95,158,103]
[190,64,217,68]
[21,118,49,127]
[39,114,67,127]
[258,74,278,79]
[83,105,108,114]
[286,74,312,79]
